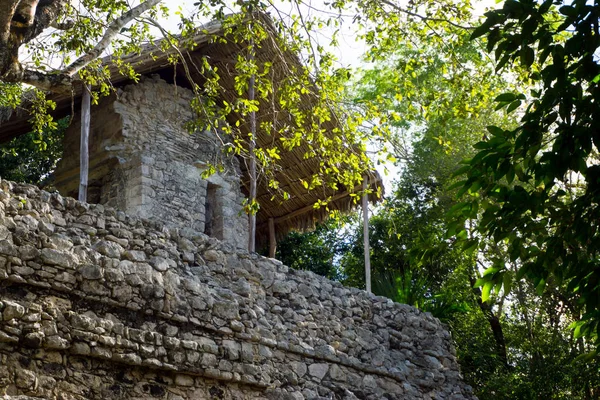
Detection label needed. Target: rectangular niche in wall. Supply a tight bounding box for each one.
[204,182,224,240]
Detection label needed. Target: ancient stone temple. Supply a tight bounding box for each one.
[0,16,383,252]
[52,76,249,249]
[0,15,477,400]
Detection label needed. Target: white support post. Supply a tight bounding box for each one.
[79,84,91,203]
[362,176,371,293]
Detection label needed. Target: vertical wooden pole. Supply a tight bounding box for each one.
[248,36,257,252]
[362,176,371,293]
[268,217,276,258]
[79,84,91,203]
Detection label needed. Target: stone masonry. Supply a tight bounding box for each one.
[53,76,248,249]
[0,180,476,399]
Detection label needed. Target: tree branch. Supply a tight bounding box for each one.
[63,0,162,77]
[14,68,72,93]
[469,272,509,368]
[1,0,68,86]
[50,19,75,30]
[0,0,19,43]
[22,0,67,44]
[13,0,40,29]
[379,0,475,30]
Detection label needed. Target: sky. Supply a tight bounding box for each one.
[156,0,500,69]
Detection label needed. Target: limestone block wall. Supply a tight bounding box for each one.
[53,76,248,249]
[0,180,476,400]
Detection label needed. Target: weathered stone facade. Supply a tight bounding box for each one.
[0,180,476,400]
[53,76,248,249]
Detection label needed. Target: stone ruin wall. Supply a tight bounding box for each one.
[53,76,248,249]
[0,180,476,400]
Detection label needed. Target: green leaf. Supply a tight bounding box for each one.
[520,46,535,67]
[535,278,546,295]
[447,179,468,189]
[506,165,515,184]
[521,17,539,39]
[515,264,529,280]
[463,239,479,256]
[495,92,517,102]
[496,53,513,71]
[474,277,486,288]
[559,5,576,17]
[470,24,490,40]
[482,280,494,302]
[453,165,471,177]
[573,321,583,339]
[506,99,522,113]
[574,350,597,362]
[483,266,500,277]
[487,126,505,136]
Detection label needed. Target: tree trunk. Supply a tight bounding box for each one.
[0,0,157,93]
[470,275,509,368]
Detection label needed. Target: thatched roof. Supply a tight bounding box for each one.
[0,13,383,245]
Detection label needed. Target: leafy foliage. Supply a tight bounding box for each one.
[274,218,349,280]
[457,0,600,349]
[277,3,600,394]
[0,117,66,185]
